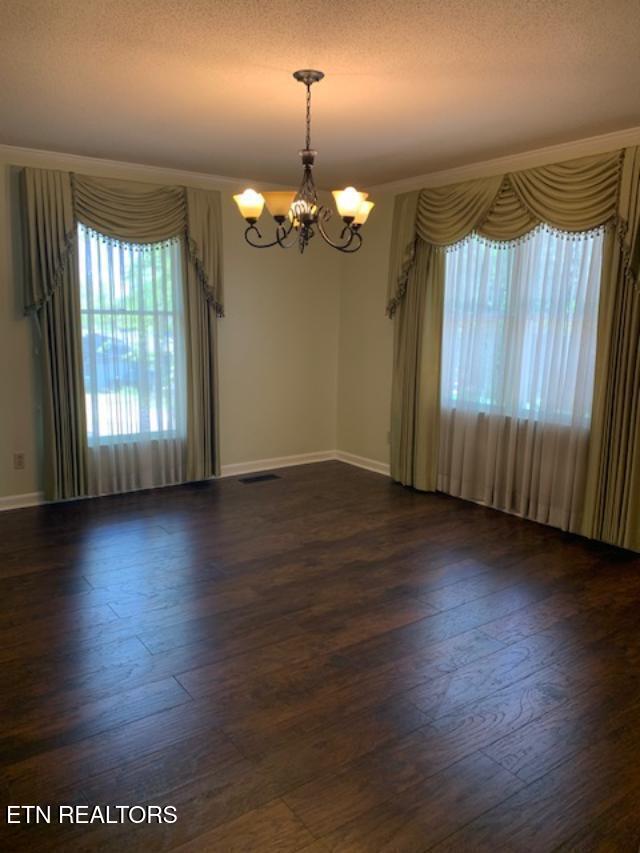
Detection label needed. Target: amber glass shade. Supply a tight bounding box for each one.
[332,187,368,219]
[354,200,375,226]
[233,189,265,220]
[263,191,296,220]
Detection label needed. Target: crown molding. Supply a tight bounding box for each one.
[4,124,640,197]
[367,125,640,194]
[0,142,290,191]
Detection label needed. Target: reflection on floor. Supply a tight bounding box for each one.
[1,461,639,851]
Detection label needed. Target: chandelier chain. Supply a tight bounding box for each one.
[305,84,312,150]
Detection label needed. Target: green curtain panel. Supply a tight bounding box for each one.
[387,147,640,551]
[183,187,224,480]
[22,168,224,500]
[385,191,419,318]
[22,169,89,501]
[583,147,640,551]
[185,187,225,319]
[390,240,444,490]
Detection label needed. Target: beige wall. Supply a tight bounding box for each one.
[219,201,341,466]
[336,192,394,467]
[0,147,343,498]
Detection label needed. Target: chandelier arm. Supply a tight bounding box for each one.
[276,228,301,250]
[275,217,298,249]
[244,223,291,249]
[316,214,362,253]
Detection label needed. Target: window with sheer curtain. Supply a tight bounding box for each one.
[78,225,187,494]
[438,227,604,529]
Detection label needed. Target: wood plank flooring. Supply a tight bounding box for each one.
[1,461,639,851]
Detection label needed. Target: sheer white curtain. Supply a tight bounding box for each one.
[439,227,604,531]
[78,225,187,495]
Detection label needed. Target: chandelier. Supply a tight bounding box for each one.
[233,70,374,254]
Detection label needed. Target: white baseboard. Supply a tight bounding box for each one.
[334,450,391,477]
[221,450,391,478]
[0,491,44,511]
[0,450,390,510]
[220,451,336,478]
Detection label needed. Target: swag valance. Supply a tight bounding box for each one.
[23,169,224,317]
[387,148,638,317]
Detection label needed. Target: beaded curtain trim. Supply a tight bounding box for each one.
[78,224,181,251]
[438,221,612,253]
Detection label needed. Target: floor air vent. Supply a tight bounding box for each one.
[238,473,281,484]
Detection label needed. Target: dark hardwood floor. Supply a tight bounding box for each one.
[1,461,639,852]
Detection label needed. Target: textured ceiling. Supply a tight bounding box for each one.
[1,1,639,187]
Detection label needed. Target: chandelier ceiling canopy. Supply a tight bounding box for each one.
[233,70,374,254]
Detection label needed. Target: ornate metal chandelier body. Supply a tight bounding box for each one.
[233,70,374,253]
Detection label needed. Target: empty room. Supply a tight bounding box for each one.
[1,1,640,850]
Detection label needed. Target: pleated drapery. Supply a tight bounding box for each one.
[390,240,444,490]
[387,146,640,551]
[583,148,640,551]
[385,191,420,320]
[22,169,89,500]
[22,168,224,501]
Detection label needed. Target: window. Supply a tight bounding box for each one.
[78,226,186,446]
[441,227,604,425]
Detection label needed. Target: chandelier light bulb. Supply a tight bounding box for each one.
[233,189,265,221]
[333,187,367,221]
[292,198,318,223]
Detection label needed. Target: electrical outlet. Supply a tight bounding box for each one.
[13,452,25,471]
